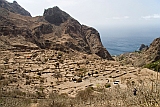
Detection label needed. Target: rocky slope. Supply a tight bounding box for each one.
[145,37,160,62]
[0,3,113,60]
[117,37,160,67]
[0,0,31,16]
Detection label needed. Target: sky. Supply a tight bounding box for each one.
[7,0,160,29]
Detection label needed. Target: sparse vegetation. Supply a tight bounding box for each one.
[0,97,31,107]
[144,60,160,71]
[0,75,160,107]
[105,83,111,88]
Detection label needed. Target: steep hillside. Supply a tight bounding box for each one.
[0,5,113,60]
[145,37,160,62]
[117,37,160,67]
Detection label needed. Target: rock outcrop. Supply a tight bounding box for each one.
[43,6,70,26]
[0,3,113,60]
[139,44,148,51]
[0,0,31,16]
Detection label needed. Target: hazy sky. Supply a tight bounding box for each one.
[7,0,160,29]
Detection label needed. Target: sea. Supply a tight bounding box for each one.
[100,26,160,56]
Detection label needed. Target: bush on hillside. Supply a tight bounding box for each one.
[144,60,160,71]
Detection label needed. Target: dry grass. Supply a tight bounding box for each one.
[0,79,160,107]
[0,97,31,107]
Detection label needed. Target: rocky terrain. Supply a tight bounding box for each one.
[117,37,160,67]
[0,1,160,107]
[0,49,142,96]
[0,48,159,107]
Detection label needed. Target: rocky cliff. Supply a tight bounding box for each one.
[0,0,31,16]
[0,2,113,60]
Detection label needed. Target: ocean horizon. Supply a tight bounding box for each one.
[100,26,160,55]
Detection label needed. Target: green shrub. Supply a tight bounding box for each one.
[144,60,160,71]
[105,83,111,88]
[58,52,63,56]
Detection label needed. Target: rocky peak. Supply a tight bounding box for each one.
[43,6,71,25]
[13,0,17,4]
[0,0,31,16]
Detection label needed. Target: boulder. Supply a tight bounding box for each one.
[139,44,148,51]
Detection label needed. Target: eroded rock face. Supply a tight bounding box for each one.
[0,4,113,60]
[33,24,53,35]
[82,25,113,59]
[43,6,70,26]
[0,0,31,16]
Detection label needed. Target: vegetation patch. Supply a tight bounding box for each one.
[105,83,111,88]
[144,60,160,71]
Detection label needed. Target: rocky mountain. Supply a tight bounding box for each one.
[0,0,31,16]
[0,2,113,60]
